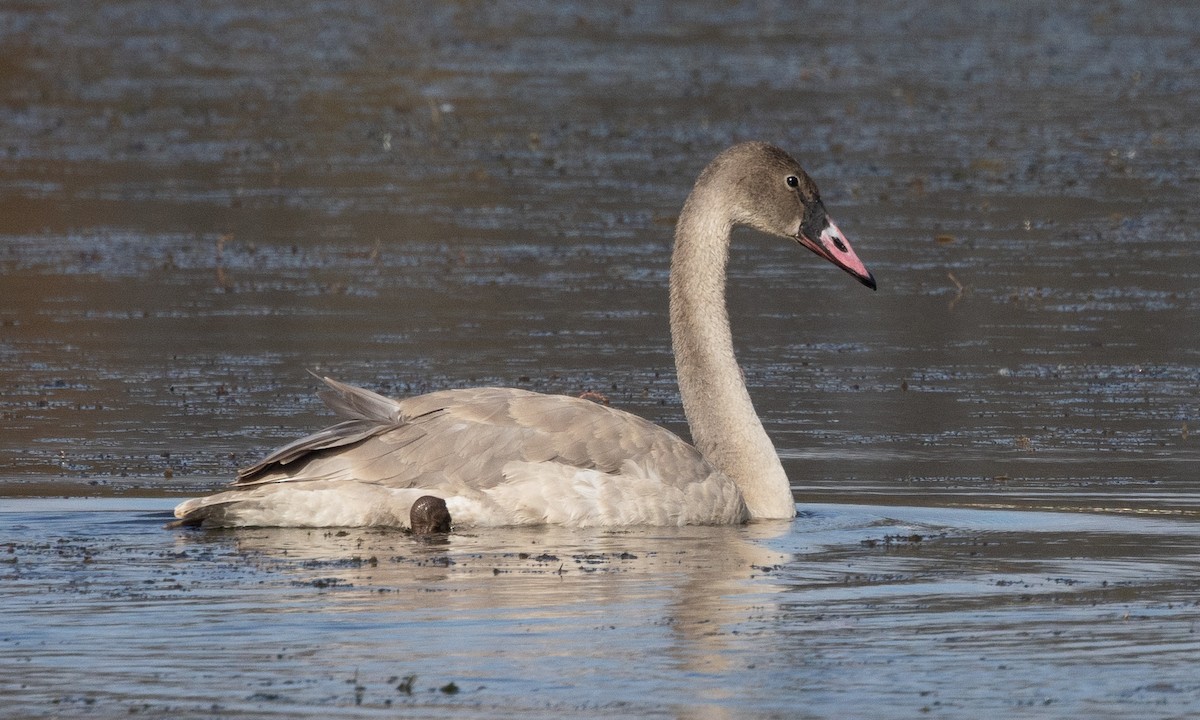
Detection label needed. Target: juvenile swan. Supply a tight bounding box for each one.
[173,143,875,529]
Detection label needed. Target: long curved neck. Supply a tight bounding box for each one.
[668,184,796,520]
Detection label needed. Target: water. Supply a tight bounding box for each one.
[3,498,1199,718]
[2,1,1199,717]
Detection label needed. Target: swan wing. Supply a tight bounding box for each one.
[171,378,748,527]
[236,379,711,491]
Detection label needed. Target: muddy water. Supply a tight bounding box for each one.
[2,2,1199,717]
[4,498,1200,718]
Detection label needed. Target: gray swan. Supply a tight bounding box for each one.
[173,142,875,529]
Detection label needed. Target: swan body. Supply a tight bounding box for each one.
[173,142,875,529]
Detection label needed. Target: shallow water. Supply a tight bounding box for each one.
[3,498,1199,718]
[2,1,1199,717]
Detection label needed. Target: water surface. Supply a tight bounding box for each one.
[3,498,1199,718]
[2,1,1199,717]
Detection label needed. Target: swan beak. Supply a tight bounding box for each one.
[796,218,877,290]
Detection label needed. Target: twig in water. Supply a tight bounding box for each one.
[947,271,965,310]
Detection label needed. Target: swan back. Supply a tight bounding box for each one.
[175,379,749,527]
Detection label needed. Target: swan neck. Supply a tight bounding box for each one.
[669,186,796,520]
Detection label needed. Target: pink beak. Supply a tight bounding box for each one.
[796,218,876,290]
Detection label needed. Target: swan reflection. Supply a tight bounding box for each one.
[174,521,795,713]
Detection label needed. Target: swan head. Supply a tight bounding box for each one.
[713,142,876,290]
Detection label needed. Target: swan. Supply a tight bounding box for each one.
[173,142,875,529]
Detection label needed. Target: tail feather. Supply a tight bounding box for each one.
[233,375,439,486]
[311,372,404,424]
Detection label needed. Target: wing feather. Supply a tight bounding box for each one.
[180,378,745,527]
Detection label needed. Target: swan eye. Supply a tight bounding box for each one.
[785,175,799,188]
